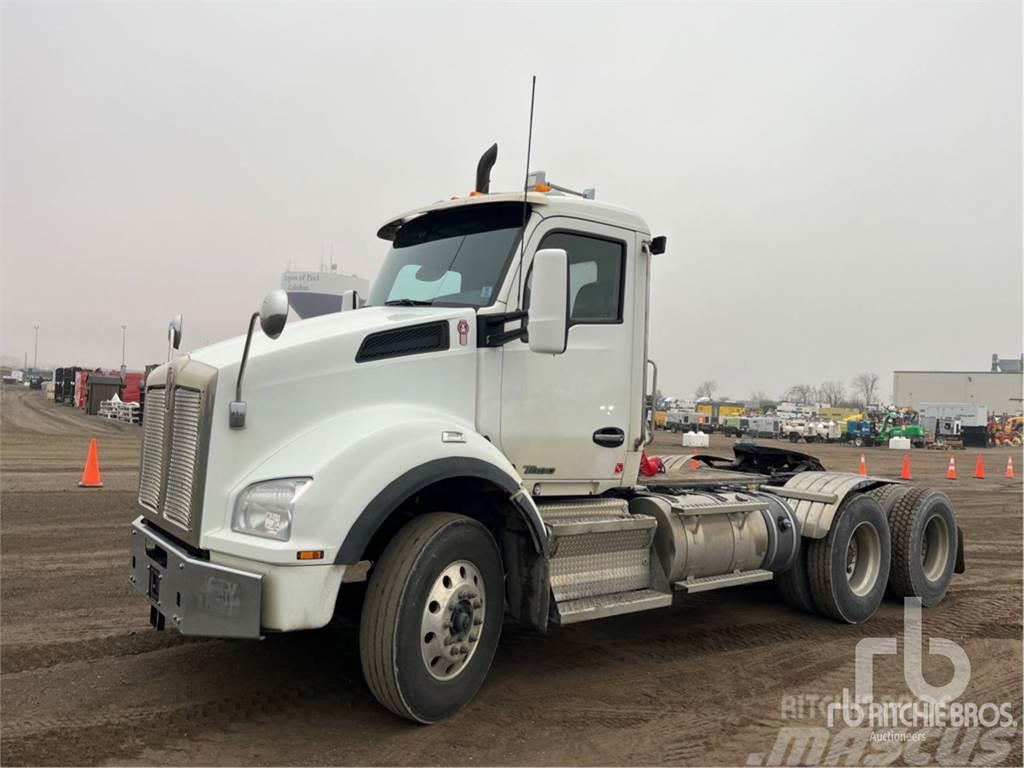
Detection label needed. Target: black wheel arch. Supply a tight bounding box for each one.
[336,457,551,632]
[335,457,545,563]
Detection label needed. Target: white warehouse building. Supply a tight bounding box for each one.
[893,354,1023,415]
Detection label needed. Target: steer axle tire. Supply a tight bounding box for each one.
[807,494,891,624]
[886,488,957,607]
[359,512,504,723]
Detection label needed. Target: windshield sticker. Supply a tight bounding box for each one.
[480,286,493,300]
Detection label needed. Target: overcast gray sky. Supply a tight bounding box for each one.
[2,1,1021,400]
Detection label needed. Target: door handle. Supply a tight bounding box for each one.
[593,427,625,448]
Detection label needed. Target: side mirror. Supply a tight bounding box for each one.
[259,289,289,340]
[167,314,183,361]
[528,248,568,355]
[340,289,360,312]
[168,314,183,350]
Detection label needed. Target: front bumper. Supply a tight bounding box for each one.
[129,516,263,639]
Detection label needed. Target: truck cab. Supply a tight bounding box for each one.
[128,150,963,723]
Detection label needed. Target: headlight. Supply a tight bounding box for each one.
[232,478,311,541]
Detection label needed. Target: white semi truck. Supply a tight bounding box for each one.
[129,147,964,723]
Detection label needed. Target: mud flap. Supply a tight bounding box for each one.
[955,526,966,574]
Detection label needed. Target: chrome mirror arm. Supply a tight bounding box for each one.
[229,312,260,429]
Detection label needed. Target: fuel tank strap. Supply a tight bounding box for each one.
[675,501,768,516]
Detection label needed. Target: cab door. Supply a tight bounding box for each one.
[498,217,638,494]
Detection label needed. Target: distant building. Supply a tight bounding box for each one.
[893,353,1023,414]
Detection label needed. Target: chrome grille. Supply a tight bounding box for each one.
[138,388,166,511]
[163,388,203,530]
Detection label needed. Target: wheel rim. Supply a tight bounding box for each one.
[921,514,951,582]
[420,560,485,681]
[845,521,881,597]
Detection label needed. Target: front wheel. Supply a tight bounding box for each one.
[360,513,504,723]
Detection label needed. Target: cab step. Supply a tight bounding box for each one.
[539,498,659,613]
[553,588,672,625]
[674,569,774,593]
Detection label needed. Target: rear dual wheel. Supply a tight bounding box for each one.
[806,494,891,623]
[886,488,957,606]
[778,494,890,622]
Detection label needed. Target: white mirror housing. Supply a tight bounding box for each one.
[340,289,360,312]
[528,248,568,355]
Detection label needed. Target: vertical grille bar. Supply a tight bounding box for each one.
[162,388,203,530]
[138,388,166,511]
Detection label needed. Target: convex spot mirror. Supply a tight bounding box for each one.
[259,289,289,340]
[528,248,568,355]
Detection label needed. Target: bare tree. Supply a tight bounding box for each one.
[784,384,815,405]
[695,380,718,400]
[818,380,845,407]
[851,372,880,407]
[748,390,768,408]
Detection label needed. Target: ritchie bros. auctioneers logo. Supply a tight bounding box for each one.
[747,599,1019,766]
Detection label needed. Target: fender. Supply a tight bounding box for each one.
[335,457,547,563]
[766,471,899,538]
[206,404,546,565]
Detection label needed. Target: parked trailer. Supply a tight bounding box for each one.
[128,148,965,723]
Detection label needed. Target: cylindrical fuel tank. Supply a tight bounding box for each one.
[629,491,798,583]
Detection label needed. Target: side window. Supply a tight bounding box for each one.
[525,231,625,324]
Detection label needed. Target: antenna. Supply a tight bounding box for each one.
[516,75,537,310]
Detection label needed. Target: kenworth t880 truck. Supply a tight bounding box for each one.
[129,147,964,723]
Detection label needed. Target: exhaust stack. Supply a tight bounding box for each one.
[475,143,498,194]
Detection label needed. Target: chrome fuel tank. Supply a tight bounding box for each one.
[629,491,798,583]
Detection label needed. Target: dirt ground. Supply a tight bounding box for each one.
[1,384,1021,766]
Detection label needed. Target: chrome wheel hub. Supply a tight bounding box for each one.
[921,514,951,582]
[420,560,485,681]
[846,521,881,597]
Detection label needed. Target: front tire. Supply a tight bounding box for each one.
[360,512,504,723]
[807,494,891,623]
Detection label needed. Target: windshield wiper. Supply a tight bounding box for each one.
[384,299,434,306]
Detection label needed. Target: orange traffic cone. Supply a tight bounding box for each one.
[973,454,985,480]
[858,453,868,476]
[900,454,912,481]
[78,438,103,488]
[1006,456,1015,479]
[946,456,957,480]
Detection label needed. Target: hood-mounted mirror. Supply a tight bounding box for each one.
[167,314,183,361]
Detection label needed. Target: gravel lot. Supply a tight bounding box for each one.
[1,384,1021,765]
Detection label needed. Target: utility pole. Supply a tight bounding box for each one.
[33,325,39,370]
[121,325,127,381]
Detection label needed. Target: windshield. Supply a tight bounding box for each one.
[367,202,526,308]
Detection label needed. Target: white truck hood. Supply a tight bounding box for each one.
[189,305,468,371]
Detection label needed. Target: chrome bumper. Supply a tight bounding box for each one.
[128,516,263,639]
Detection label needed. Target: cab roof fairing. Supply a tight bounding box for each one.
[376,192,651,241]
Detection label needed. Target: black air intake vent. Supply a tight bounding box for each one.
[356,321,451,363]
